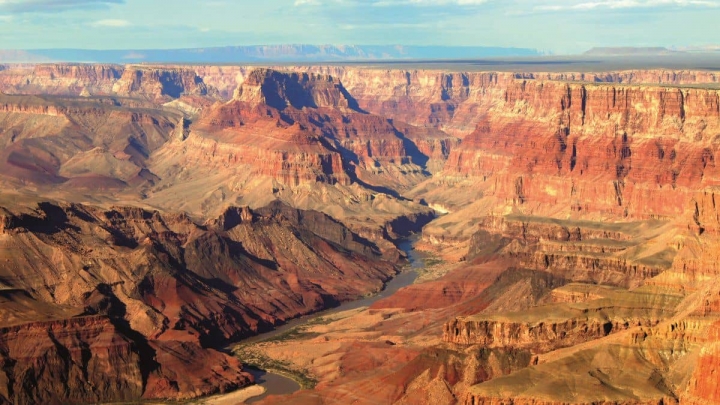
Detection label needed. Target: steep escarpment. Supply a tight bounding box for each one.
[420,181,720,405]
[467,215,675,288]
[683,320,720,404]
[279,67,720,140]
[413,77,720,258]
[288,67,511,138]
[0,66,442,259]
[0,64,123,96]
[233,68,359,111]
[520,69,720,86]
[4,63,720,404]
[443,286,680,348]
[145,68,441,235]
[665,188,720,287]
[0,93,181,189]
[0,316,145,405]
[112,66,215,101]
[3,64,717,135]
[0,199,399,403]
[444,80,720,219]
[0,64,215,102]
[185,102,351,187]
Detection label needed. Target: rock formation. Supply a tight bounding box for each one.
[0,200,399,403]
[112,66,215,101]
[1,62,720,404]
[0,64,123,96]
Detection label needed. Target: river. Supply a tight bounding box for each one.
[243,236,425,403]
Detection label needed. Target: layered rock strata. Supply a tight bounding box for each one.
[0,200,398,403]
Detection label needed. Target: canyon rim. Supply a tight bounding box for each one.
[2,1,720,404]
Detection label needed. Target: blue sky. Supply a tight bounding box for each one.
[0,0,718,53]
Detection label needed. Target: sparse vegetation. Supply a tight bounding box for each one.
[234,346,318,389]
[413,252,451,282]
[261,325,320,343]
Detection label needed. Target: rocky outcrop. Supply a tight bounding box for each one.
[683,322,720,404]
[171,128,350,187]
[669,189,720,284]
[0,200,399,402]
[0,64,123,96]
[5,63,720,404]
[233,68,358,111]
[443,315,657,349]
[2,64,718,128]
[112,66,214,101]
[184,68,455,192]
[288,68,513,137]
[460,395,675,405]
[468,215,670,288]
[0,63,217,104]
[0,316,144,405]
[444,80,720,220]
[0,93,180,187]
[519,69,720,86]
[193,65,251,99]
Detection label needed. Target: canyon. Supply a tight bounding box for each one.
[0,61,719,404]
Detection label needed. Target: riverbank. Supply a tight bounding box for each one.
[193,385,266,405]
[244,239,425,399]
[188,236,426,404]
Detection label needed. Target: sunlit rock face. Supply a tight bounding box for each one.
[1,62,720,404]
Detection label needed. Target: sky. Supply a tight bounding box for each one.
[0,0,718,54]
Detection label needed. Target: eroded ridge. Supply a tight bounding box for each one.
[1,63,720,404]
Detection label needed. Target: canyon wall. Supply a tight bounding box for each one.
[444,80,720,219]
[0,64,122,96]
[2,63,718,138]
[2,63,720,404]
[0,200,400,403]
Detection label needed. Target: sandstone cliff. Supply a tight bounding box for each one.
[0,316,145,405]
[0,64,123,96]
[112,66,215,101]
[443,80,720,219]
[233,68,358,111]
[0,200,399,403]
[0,93,181,189]
[3,63,720,404]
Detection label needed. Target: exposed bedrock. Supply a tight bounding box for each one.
[443,315,659,349]
[444,80,720,220]
[0,200,399,402]
[233,68,360,111]
[0,64,123,96]
[3,63,720,404]
[460,395,676,405]
[0,64,215,102]
[0,93,180,188]
[0,316,144,405]
[468,215,672,288]
[112,66,214,101]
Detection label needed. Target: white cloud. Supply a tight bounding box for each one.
[297,0,489,5]
[0,0,125,13]
[372,0,489,5]
[534,0,719,10]
[90,18,131,27]
[409,0,484,3]
[296,0,717,8]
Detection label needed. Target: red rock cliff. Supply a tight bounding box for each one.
[445,80,720,220]
[112,66,214,101]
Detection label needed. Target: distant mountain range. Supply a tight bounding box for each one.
[583,47,679,56]
[0,45,542,64]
